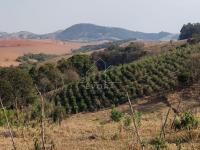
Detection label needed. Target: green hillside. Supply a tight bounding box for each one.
[56,45,200,114]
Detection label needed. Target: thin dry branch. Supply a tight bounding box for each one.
[160,107,171,138]
[126,92,144,150]
[35,85,46,150]
[0,97,17,150]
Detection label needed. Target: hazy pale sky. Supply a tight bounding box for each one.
[0,0,200,34]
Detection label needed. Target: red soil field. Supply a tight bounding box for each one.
[0,39,89,67]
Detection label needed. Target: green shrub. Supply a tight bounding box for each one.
[51,103,66,124]
[152,136,167,150]
[173,117,182,130]
[79,99,87,111]
[31,103,42,120]
[0,109,19,126]
[173,112,199,130]
[178,71,190,84]
[181,112,199,129]
[111,108,124,122]
[17,53,56,63]
[134,110,142,126]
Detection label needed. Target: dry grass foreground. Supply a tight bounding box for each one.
[0,84,200,150]
[0,39,95,67]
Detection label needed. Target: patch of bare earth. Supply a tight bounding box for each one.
[0,39,93,67]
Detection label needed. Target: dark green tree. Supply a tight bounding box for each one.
[58,54,97,77]
[179,23,200,40]
[0,67,35,107]
[30,63,63,93]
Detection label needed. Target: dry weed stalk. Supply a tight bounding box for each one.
[0,97,17,150]
[35,85,46,150]
[160,107,171,138]
[126,92,144,150]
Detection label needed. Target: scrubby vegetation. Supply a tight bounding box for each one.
[17,53,56,63]
[173,112,199,130]
[110,107,124,122]
[151,136,168,150]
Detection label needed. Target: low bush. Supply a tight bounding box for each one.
[110,108,124,122]
[51,103,66,124]
[134,110,142,126]
[178,71,191,85]
[0,109,18,126]
[151,136,167,150]
[17,53,56,63]
[173,112,199,130]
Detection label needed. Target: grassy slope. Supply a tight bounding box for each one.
[0,83,200,149]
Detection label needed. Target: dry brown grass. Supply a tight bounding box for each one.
[1,83,200,150]
[121,40,187,54]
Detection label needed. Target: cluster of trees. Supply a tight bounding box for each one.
[0,54,98,125]
[58,54,97,77]
[55,45,200,114]
[180,23,200,40]
[30,64,64,93]
[28,54,97,93]
[0,67,35,108]
[17,53,56,63]
[92,42,147,70]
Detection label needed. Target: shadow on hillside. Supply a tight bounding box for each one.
[122,95,168,115]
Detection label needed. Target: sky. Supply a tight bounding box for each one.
[0,0,200,34]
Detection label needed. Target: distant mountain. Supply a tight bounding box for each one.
[41,30,64,39]
[0,32,9,38]
[56,24,178,41]
[0,30,63,40]
[0,31,39,39]
[0,23,178,41]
